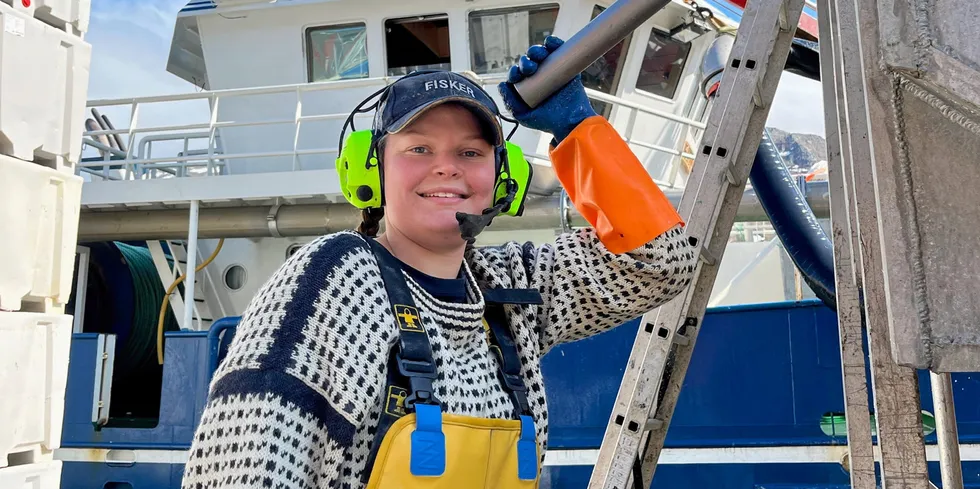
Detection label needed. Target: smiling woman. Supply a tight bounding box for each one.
[181,37,698,489]
[379,103,501,276]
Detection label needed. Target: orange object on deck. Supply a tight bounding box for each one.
[549,116,684,254]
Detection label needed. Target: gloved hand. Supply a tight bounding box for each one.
[498,36,598,144]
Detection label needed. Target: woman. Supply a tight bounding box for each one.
[182,37,697,488]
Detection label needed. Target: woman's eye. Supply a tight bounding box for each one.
[410,146,427,154]
[462,150,480,158]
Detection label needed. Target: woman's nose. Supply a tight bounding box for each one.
[432,153,462,176]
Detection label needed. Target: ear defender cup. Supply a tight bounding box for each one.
[336,129,382,209]
[495,141,533,217]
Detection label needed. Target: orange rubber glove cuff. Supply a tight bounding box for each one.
[549,116,684,254]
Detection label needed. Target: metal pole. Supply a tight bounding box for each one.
[512,0,672,108]
[930,371,965,489]
[72,246,91,334]
[75,185,833,242]
[183,200,200,330]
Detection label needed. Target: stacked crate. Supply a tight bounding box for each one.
[0,0,90,487]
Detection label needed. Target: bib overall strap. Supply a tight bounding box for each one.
[482,288,543,418]
[364,238,446,478]
[483,287,543,481]
[367,238,439,409]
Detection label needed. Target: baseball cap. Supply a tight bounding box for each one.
[379,71,504,146]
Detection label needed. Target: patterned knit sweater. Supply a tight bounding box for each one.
[181,225,697,488]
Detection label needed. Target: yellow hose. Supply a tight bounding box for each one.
[157,238,225,365]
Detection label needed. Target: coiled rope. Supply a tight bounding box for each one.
[114,242,180,376]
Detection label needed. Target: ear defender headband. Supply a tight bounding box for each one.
[335,70,533,243]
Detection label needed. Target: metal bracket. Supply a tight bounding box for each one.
[267,203,283,238]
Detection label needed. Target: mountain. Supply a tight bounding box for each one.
[765,127,827,171]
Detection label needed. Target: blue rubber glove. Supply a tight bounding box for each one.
[498,36,598,144]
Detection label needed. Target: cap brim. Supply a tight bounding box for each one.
[385,97,503,146]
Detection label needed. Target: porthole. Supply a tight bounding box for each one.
[286,243,304,259]
[223,264,247,291]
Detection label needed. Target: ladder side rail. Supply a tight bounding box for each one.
[147,239,187,329]
[586,0,804,486]
[636,0,807,482]
[818,0,877,483]
[833,0,931,485]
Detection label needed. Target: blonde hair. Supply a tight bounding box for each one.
[458,70,483,85]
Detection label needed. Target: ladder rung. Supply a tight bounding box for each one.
[644,418,664,431]
[698,245,718,266]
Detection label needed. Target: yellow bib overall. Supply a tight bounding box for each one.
[364,238,542,489]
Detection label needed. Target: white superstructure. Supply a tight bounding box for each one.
[75,0,799,326]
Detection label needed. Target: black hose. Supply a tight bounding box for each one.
[784,38,821,82]
[749,128,837,310]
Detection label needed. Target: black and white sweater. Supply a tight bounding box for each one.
[181,226,697,488]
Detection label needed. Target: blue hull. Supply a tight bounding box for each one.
[59,299,980,488]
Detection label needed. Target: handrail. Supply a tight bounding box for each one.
[585,89,707,129]
[80,73,701,185]
[85,76,394,107]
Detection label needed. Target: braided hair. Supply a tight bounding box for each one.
[357,135,386,238]
[357,207,385,237]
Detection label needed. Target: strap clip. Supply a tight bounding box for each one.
[501,372,532,415]
[397,352,439,408]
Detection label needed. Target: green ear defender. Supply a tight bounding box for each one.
[336,129,382,209]
[497,141,532,217]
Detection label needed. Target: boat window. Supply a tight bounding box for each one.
[582,5,632,117]
[385,14,451,76]
[306,23,369,82]
[634,28,692,99]
[468,4,560,75]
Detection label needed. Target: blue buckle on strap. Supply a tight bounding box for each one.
[411,403,446,476]
[517,415,537,481]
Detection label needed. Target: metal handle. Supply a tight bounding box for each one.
[511,0,673,108]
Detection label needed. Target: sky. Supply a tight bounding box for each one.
[85,0,825,137]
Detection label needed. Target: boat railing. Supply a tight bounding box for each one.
[78,73,705,187]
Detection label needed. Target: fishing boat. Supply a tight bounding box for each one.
[2,0,977,487]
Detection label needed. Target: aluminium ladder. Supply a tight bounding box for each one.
[586,0,806,486]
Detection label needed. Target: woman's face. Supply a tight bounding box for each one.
[382,103,497,248]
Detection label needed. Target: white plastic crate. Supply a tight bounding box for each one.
[0,313,71,468]
[0,460,62,488]
[1,0,89,35]
[0,4,92,171]
[0,155,82,312]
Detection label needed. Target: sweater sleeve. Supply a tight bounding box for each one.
[483,116,698,353]
[519,226,696,353]
[181,368,355,489]
[182,233,379,489]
